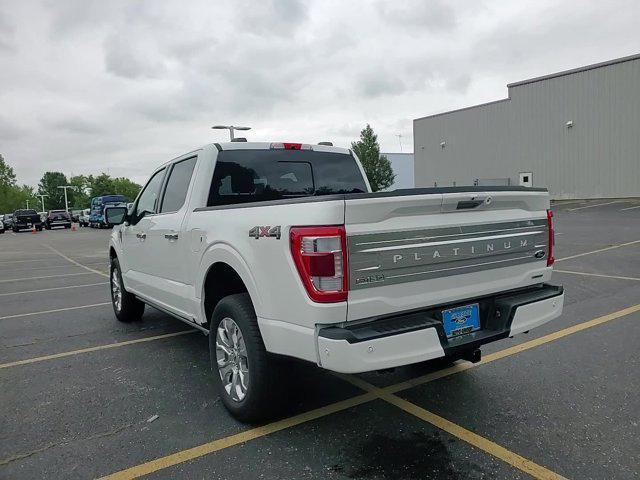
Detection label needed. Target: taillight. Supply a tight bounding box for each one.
[290,226,348,303]
[547,209,555,266]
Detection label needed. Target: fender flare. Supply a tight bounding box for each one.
[196,242,263,324]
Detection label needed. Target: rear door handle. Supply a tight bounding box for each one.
[164,233,179,240]
[136,232,147,240]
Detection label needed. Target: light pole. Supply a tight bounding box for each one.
[26,200,29,209]
[37,194,49,212]
[57,186,76,212]
[396,134,403,152]
[212,125,251,141]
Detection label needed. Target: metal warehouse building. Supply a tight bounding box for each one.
[413,54,640,199]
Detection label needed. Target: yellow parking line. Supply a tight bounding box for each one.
[555,239,640,262]
[0,282,108,297]
[43,244,109,278]
[342,375,567,480]
[0,257,61,265]
[0,331,197,370]
[555,269,640,282]
[0,302,110,321]
[0,271,96,283]
[99,392,377,480]
[620,204,640,211]
[567,200,622,211]
[100,303,640,479]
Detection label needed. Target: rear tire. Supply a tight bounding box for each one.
[210,293,285,423]
[110,257,145,322]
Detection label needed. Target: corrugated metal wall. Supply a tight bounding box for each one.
[413,56,640,199]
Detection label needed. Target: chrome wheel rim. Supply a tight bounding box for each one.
[216,317,249,402]
[111,269,122,312]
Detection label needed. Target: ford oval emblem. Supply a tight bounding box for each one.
[534,250,546,259]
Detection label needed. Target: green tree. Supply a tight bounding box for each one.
[351,124,395,192]
[69,175,91,208]
[88,173,115,197]
[0,154,17,187]
[38,172,71,210]
[0,155,35,212]
[111,177,141,201]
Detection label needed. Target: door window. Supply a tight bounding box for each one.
[135,168,166,218]
[160,157,197,213]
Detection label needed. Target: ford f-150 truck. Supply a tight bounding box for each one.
[13,209,43,232]
[105,141,564,422]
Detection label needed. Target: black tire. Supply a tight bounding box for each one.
[210,293,286,423]
[37,226,43,231]
[110,257,145,322]
[12,227,17,233]
[45,224,51,230]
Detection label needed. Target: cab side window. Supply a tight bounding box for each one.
[135,168,166,219]
[160,157,197,213]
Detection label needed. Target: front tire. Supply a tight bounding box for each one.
[210,293,285,423]
[110,257,145,322]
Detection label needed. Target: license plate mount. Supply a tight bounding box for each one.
[442,303,480,338]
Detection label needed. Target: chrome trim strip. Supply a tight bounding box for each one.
[353,223,546,246]
[359,231,544,253]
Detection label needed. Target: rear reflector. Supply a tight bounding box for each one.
[270,142,312,150]
[547,209,555,266]
[290,226,348,303]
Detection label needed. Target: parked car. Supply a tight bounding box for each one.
[45,210,72,229]
[105,141,564,422]
[0,218,4,234]
[12,209,43,232]
[79,209,90,227]
[38,212,48,223]
[90,195,127,228]
[2,214,14,230]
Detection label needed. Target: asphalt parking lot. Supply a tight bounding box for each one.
[1,198,639,480]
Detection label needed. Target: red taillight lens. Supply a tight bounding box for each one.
[547,209,555,266]
[290,226,348,303]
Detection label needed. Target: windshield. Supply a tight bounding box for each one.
[208,149,367,206]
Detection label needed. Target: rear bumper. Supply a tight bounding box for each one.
[317,284,564,373]
[14,220,42,229]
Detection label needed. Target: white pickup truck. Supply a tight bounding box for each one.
[106,141,564,421]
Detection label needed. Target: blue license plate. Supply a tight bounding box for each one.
[442,303,480,338]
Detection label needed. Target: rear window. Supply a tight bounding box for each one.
[208,150,367,206]
[15,210,37,215]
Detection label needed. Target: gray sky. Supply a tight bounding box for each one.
[1,0,639,186]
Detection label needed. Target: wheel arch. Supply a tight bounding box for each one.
[198,243,263,328]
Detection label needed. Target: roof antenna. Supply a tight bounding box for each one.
[212,125,252,141]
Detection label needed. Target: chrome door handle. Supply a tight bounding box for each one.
[164,233,179,240]
[136,232,147,240]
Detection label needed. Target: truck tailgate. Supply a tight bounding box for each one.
[345,188,552,321]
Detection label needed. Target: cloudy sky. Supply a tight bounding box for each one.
[1,0,639,186]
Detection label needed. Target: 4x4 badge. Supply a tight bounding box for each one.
[249,225,281,240]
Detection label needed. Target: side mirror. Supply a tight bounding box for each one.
[105,206,128,226]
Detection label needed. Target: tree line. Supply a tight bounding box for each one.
[1,124,396,212]
[0,154,141,213]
